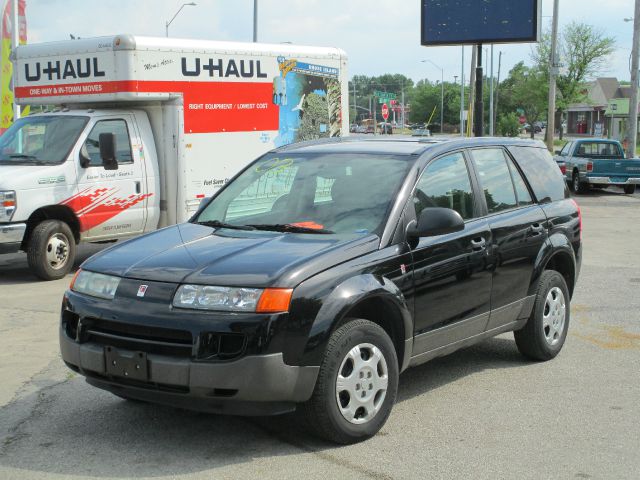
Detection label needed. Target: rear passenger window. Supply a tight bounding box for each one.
[414,152,475,220]
[470,148,517,214]
[508,159,533,206]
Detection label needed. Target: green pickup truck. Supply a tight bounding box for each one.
[554,139,640,195]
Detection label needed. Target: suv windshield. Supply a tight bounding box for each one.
[0,115,89,165]
[195,153,414,235]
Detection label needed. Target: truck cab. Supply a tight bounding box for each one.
[0,109,160,279]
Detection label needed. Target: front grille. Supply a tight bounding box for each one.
[80,318,193,358]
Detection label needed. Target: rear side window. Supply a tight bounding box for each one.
[470,148,517,214]
[507,146,569,203]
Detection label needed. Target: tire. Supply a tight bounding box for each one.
[514,270,570,361]
[27,220,76,281]
[572,172,587,195]
[624,185,636,195]
[302,319,399,444]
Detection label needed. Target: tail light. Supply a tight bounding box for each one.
[559,164,567,175]
[571,199,582,240]
[586,161,593,172]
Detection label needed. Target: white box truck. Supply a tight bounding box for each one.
[0,34,348,279]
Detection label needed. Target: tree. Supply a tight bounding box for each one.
[532,21,615,137]
[499,62,547,138]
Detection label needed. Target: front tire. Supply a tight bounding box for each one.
[302,319,399,444]
[514,270,570,361]
[624,185,636,195]
[27,220,76,281]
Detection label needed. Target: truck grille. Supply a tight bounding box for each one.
[80,318,193,358]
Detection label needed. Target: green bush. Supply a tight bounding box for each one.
[497,113,522,137]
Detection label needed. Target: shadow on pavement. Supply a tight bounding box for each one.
[0,336,526,478]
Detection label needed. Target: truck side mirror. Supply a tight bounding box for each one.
[408,208,465,239]
[99,133,118,170]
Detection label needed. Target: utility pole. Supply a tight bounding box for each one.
[473,44,484,137]
[460,46,465,137]
[493,51,503,132]
[468,46,477,137]
[546,0,560,152]
[626,0,640,158]
[489,44,494,135]
[253,0,258,42]
[352,80,357,123]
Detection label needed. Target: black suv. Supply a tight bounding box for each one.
[60,137,581,444]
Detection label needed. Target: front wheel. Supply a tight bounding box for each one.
[302,319,399,444]
[624,185,636,195]
[514,270,570,361]
[27,220,76,280]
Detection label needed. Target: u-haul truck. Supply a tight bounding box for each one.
[0,34,348,280]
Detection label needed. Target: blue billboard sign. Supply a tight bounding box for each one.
[421,0,541,46]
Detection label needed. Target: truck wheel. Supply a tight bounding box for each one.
[27,220,76,281]
[572,172,587,195]
[302,319,398,444]
[624,185,636,195]
[514,270,570,361]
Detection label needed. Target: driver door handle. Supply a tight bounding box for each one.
[529,223,544,235]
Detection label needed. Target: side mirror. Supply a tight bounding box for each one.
[408,208,465,238]
[99,133,118,170]
[554,150,562,155]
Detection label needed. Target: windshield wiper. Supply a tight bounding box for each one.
[248,224,334,234]
[195,220,256,231]
[8,154,38,160]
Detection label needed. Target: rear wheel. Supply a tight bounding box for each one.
[572,172,587,195]
[624,185,636,195]
[514,270,570,361]
[27,220,76,281]
[302,319,398,444]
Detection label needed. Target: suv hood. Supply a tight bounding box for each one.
[82,223,379,288]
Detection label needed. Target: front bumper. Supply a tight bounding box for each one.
[60,327,319,416]
[586,176,640,186]
[0,223,26,254]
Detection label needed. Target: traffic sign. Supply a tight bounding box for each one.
[374,90,397,104]
[382,103,389,121]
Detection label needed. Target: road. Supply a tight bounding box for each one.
[1,189,639,480]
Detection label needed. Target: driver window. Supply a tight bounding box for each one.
[82,120,133,167]
[414,152,476,220]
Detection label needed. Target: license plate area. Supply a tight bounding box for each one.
[611,177,626,183]
[105,346,148,381]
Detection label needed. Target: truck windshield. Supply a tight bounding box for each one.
[0,115,89,165]
[195,153,414,236]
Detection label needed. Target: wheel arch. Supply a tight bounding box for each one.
[530,237,576,299]
[302,274,413,372]
[22,205,81,249]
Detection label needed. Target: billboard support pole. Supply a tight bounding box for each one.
[546,0,560,152]
[12,0,20,122]
[473,44,484,137]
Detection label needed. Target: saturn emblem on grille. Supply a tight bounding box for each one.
[137,285,149,297]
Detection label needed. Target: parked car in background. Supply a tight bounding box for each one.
[523,123,542,134]
[378,122,393,134]
[554,139,640,194]
[60,137,581,444]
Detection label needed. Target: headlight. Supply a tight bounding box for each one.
[0,190,16,221]
[70,269,121,300]
[173,285,293,313]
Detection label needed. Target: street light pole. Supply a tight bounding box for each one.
[545,0,560,152]
[626,3,640,158]
[460,46,465,137]
[253,0,258,42]
[165,2,197,37]
[423,59,444,134]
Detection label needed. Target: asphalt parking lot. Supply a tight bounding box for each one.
[1,189,639,480]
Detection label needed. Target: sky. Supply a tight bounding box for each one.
[23,0,637,86]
